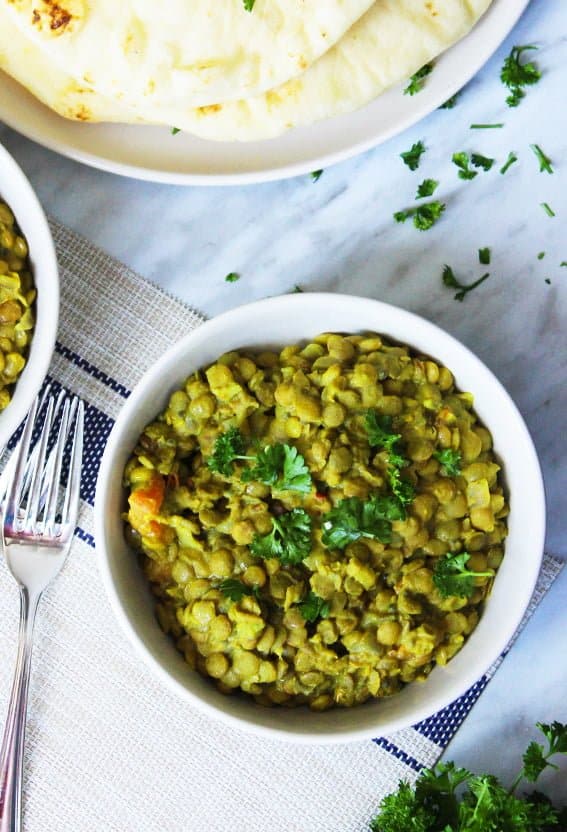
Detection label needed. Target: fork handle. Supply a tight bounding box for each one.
[0,588,40,832]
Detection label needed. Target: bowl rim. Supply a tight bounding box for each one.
[0,142,59,448]
[94,293,546,744]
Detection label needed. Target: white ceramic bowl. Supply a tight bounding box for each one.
[95,294,545,744]
[0,143,58,448]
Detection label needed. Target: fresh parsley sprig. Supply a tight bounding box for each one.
[400,141,426,171]
[218,578,260,602]
[251,509,312,564]
[433,448,462,476]
[452,152,494,180]
[371,722,567,832]
[416,179,439,199]
[241,443,312,493]
[321,495,404,549]
[442,265,490,301]
[440,92,459,110]
[432,551,493,598]
[365,412,415,510]
[471,152,495,171]
[404,63,434,96]
[207,429,311,492]
[453,152,478,180]
[501,45,541,107]
[207,427,250,476]
[365,412,401,453]
[298,591,330,623]
[515,722,567,787]
[394,201,446,231]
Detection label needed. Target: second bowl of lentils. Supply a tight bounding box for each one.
[0,142,59,446]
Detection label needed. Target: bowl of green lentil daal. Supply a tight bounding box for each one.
[0,143,58,446]
[95,294,545,743]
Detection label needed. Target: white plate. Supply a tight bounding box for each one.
[0,0,528,186]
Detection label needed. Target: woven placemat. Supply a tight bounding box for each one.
[0,219,562,832]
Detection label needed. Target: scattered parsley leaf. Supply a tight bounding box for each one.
[241,443,312,493]
[365,412,400,452]
[218,579,259,602]
[530,144,553,174]
[388,468,416,509]
[225,272,240,283]
[416,178,439,199]
[251,509,312,564]
[298,591,330,623]
[394,201,446,231]
[501,45,541,107]
[207,427,249,476]
[400,141,426,171]
[470,123,504,129]
[321,495,404,549]
[545,278,551,285]
[442,265,490,301]
[171,126,181,135]
[432,551,493,598]
[471,153,495,171]
[292,285,303,293]
[440,92,460,109]
[434,448,462,476]
[404,63,434,95]
[500,151,518,174]
[310,169,323,182]
[541,202,555,218]
[452,152,478,180]
[243,0,256,10]
[364,412,415,510]
[561,262,567,268]
[478,247,491,265]
[537,252,545,260]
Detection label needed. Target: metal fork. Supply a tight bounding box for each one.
[0,391,84,832]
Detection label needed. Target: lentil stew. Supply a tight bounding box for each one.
[0,199,36,412]
[123,332,508,710]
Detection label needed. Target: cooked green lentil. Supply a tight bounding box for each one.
[0,200,36,411]
[123,333,508,710]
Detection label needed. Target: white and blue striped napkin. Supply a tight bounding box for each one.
[0,219,561,832]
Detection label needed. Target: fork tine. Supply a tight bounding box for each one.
[22,397,55,530]
[43,398,71,535]
[60,399,84,529]
[20,388,66,500]
[4,396,39,531]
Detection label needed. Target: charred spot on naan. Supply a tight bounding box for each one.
[266,78,303,108]
[25,0,84,36]
[196,103,223,118]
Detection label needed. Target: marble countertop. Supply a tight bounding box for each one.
[1,0,566,810]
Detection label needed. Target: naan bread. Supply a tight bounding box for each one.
[0,4,142,123]
[2,0,375,108]
[160,0,494,141]
[0,0,493,143]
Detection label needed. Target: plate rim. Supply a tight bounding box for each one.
[0,0,531,186]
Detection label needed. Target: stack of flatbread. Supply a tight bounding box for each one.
[0,0,492,142]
